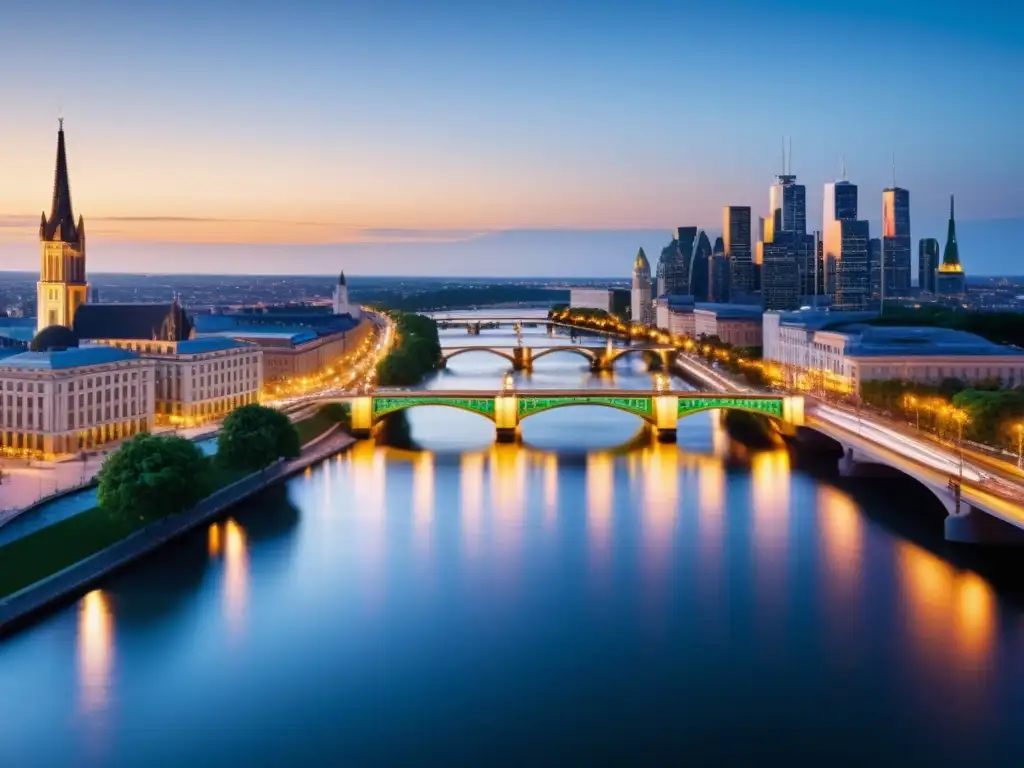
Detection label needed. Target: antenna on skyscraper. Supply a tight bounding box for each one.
[787,136,793,175]
[840,152,847,181]
[781,137,786,175]
[891,152,897,188]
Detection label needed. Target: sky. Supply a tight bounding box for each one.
[0,0,1022,276]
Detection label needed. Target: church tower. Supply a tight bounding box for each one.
[37,119,88,332]
[333,270,350,315]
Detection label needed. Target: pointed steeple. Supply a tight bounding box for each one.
[338,270,346,286]
[940,194,962,271]
[42,119,78,243]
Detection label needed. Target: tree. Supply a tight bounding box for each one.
[97,434,212,522]
[217,404,301,471]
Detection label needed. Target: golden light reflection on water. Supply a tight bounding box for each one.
[77,589,113,714]
[750,450,790,626]
[586,452,614,564]
[818,485,862,607]
[542,453,558,526]
[897,541,996,674]
[223,518,249,636]
[490,442,526,525]
[413,451,435,535]
[460,451,485,554]
[709,410,730,457]
[640,440,679,575]
[207,521,222,557]
[349,439,386,517]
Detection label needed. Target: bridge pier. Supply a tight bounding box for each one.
[350,395,373,439]
[513,346,533,371]
[945,507,1024,545]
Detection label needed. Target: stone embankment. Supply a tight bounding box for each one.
[0,427,354,637]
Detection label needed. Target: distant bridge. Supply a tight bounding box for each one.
[438,343,675,371]
[349,388,802,444]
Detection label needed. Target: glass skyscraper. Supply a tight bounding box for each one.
[882,186,911,296]
[769,174,807,235]
[918,238,940,294]
[723,206,754,300]
[823,179,871,309]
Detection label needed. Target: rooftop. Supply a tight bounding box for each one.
[772,309,880,331]
[695,302,763,320]
[0,344,141,371]
[834,324,1024,358]
[174,337,255,355]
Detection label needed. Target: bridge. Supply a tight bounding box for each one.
[350,388,803,444]
[438,343,675,371]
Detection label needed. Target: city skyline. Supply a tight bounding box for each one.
[0,0,1021,276]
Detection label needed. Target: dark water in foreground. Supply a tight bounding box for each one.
[2,316,1024,765]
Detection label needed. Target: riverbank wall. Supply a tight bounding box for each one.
[0,427,354,638]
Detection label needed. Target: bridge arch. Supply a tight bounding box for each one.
[440,347,517,365]
[604,347,673,367]
[530,346,600,364]
[371,396,497,425]
[675,396,787,423]
[517,394,655,424]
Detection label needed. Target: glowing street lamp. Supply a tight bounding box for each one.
[951,407,968,481]
[1015,422,1024,469]
[903,393,921,431]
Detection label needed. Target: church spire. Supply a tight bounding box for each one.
[940,194,961,270]
[42,119,78,243]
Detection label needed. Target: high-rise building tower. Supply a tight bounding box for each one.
[723,206,754,301]
[882,185,911,296]
[37,120,87,332]
[868,237,883,307]
[761,151,811,311]
[333,270,350,315]
[655,227,696,297]
[631,248,653,325]
[769,174,807,236]
[918,238,940,294]
[823,171,871,310]
[709,236,729,302]
[936,195,966,297]
[690,230,712,302]
[762,231,801,311]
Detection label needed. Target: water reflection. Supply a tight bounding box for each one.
[639,440,678,581]
[413,451,435,543]
[460,452,485,557]
[223,519,249,636]
[77,589,114,715]
[542,453,558,526]
[586,452,614,573]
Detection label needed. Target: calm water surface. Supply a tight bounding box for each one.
[2,312,1024,765]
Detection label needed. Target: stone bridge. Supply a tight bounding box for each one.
[349,388,802,444]
[438,343,676,371]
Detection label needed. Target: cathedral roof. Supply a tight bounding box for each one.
[40,120,81,244]
[73,302,194,342]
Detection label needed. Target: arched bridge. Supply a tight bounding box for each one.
[438,344,676,371]
[350,388,803,443]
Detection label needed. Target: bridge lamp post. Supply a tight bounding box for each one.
[952,408,968,482]
[904,394,920,431]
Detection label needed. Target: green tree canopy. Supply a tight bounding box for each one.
[217,404,301,471]
[97,434,212,522]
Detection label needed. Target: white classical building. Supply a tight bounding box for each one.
[763,309,1024,394]
[0,337,155,458]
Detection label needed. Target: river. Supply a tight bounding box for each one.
[2,309,1024,765]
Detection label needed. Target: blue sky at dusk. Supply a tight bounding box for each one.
[0,0,1021,276]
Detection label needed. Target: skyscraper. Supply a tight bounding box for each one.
[37,120,88,332]
[655,228,696,297]
[631,248,653,325]
[936,195,966,297]
[723,206,754,301]
[762,231,801,310]
[690,231,712,302]
[882,186,911,296]
[868,237,883,307]
[769,174,807,236]
[709,254,730,303]
[918,238,940,294]
[823,175,871,309]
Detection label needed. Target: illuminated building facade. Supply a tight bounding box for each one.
[694,303,762,348]
[74,302,262,427]
[656,228,696,297]
[763,310,1024,394]
[655,296,695,336]
[0,330,155,458]
[37,121,87,333]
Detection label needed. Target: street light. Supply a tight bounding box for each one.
[904,393,920,431]
[951,407,968,482]
[1015,422,1024,469]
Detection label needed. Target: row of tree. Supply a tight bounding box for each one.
[860,378,1024,449]
[375,311,442,386]
[96,404,300,523]
[864,305,1024,349]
